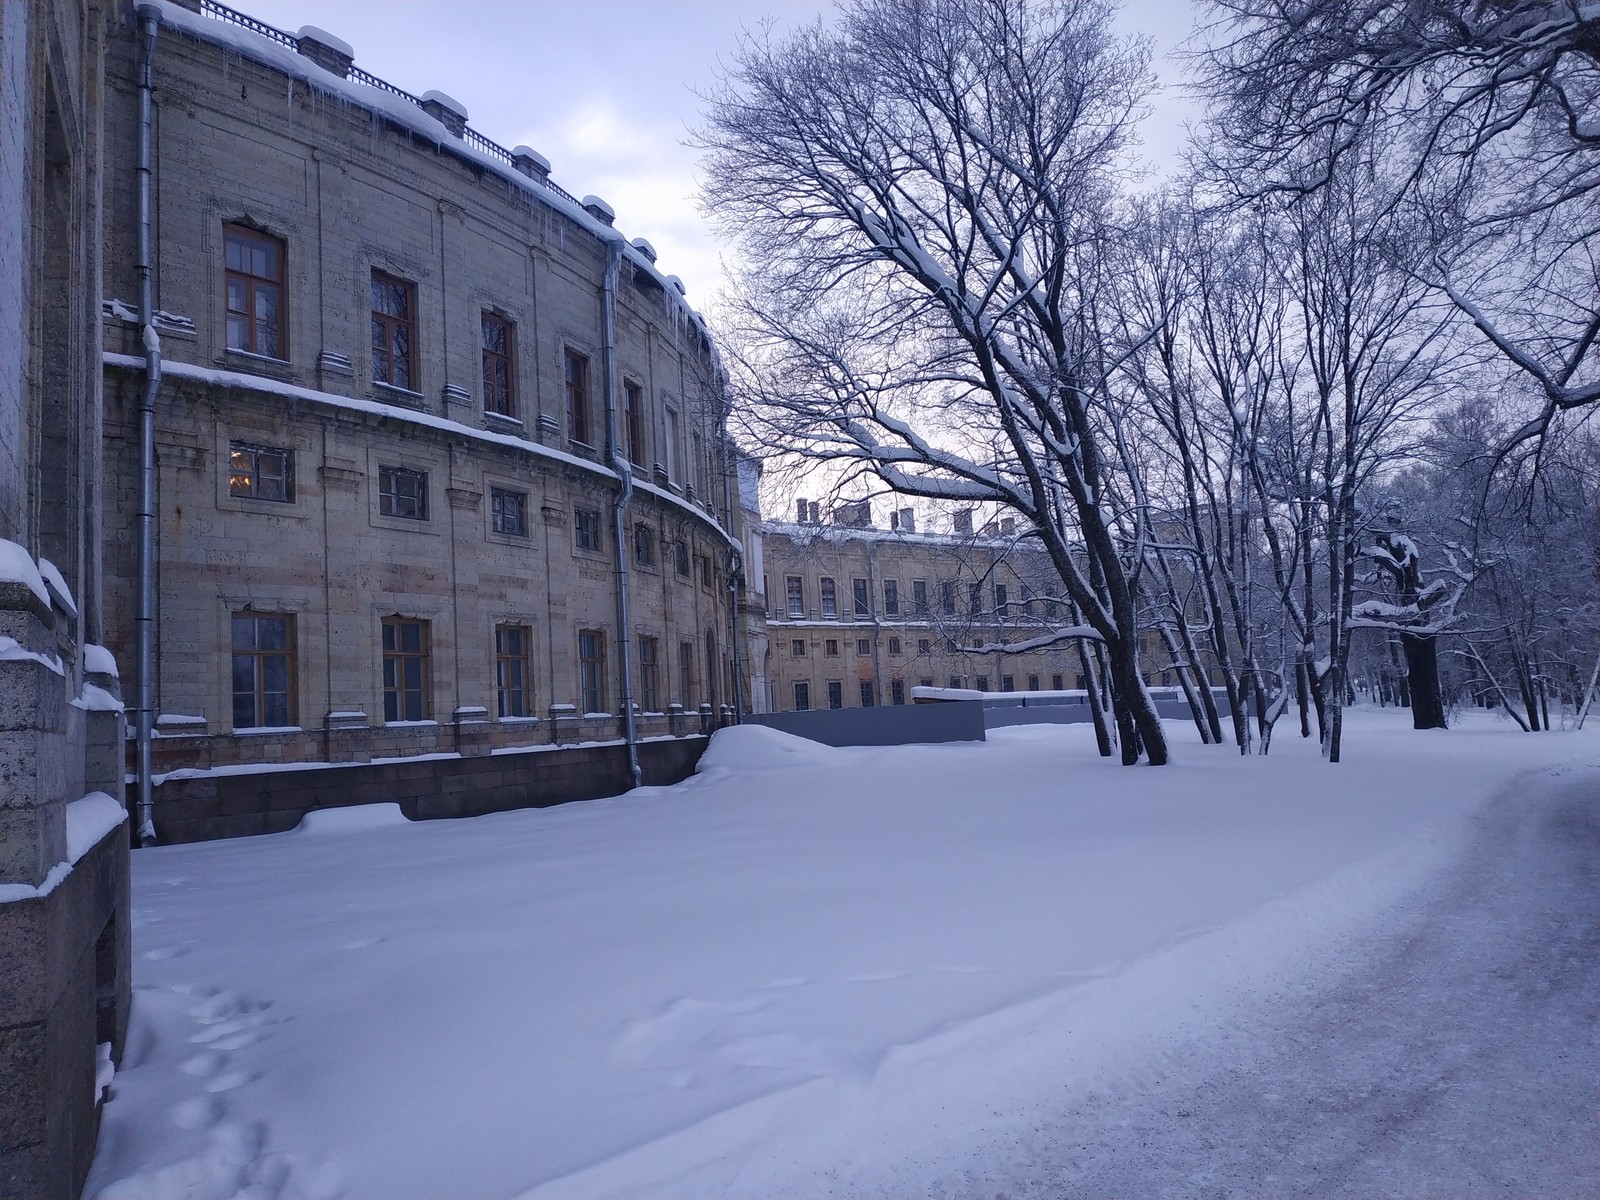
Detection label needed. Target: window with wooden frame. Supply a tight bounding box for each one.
[859,680,875,707]
[638,635,660,712]
[224,225,286,358]
[381,616,431,722]
[228,441,293,502]
[678,639,696,705]
[378,465,428,520]
[891,679,906,705]
[792,681,810,711]
[481,312,515,417]
[785,575,804,617]
[633,521,656,567]
[888,636,902,656]
[663,406,680,481]
[578,629,606,713]
[852,578,870,617]
[824,638,839,657]
[574,507,602,552]
[231,611,294,728]
[883,579,900,617]
[624,381,646,468]
[856,637,870,656]
[371,271,415,390]
[912,580,929,616]
[820,577,838,619]
[490,487,527,537]
[827,680,843,709]
[791,638,806,658]
[495,623,530,718]
[699,554,714,591]
[565,348,592,446]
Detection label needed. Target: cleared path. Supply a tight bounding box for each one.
[912,770,1600,1199]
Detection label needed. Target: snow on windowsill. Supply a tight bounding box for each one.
[233,726,304,735]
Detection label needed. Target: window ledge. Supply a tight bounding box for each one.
[483,410,524,432]
[222,348,295,380]
[233,726,304,735]
[373,382,427,409]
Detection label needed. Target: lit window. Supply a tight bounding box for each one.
[228,442,293,502]
[231,612,294,728]
[224,225,285,358]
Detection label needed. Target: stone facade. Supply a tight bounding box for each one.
[96,0,746,835]
[760,501,1093,712]
[0,1,132,1196]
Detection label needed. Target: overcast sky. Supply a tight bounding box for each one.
[239,0,1203,309]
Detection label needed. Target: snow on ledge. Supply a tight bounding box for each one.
[292,803,410,836]
[0,538,50,607]
[84,643,120,678]
[0,793,127,904]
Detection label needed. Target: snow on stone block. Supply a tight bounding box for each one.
[72,683,124,713]
[84,643,120,678]
[37,558,77,615]
[0,537,50,607]
[292,803,410,836]
[295,25,353,59]
[66,793,126,861]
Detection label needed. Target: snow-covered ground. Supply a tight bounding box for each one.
[86,708,1597,1200]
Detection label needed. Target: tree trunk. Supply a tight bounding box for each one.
[1078,641,1113,758]
[1402,633,1446,729]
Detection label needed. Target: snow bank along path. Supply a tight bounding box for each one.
[86,710,1597,1199]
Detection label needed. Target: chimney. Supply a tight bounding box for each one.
[999,517,1015,536]
[511,146,552,183]
[953,508,973,535]
[295,26,354,78]
[832,500,871,528]
[796,498,809,524]
[808,500,820,524]
[581,195,616,227]
[630,238,657,263]
[420,90,469,138]
[898,507,916,533]
[890,511,899,531]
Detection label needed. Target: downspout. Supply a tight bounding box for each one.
[601,238,640,788]
[719,385,743,722]
[134,5,162,846]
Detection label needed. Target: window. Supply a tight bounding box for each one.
[565,348,593,446]
[912,580,929,616]
[995,584,1008,613]
[664,406,680,481]
[627,382,646,467]
[638,635,660,711]
[379,466,427,520]
[791,638,806,657]
[1028,674,1039,691]
[917,638,931,655]
[820,577,838,619]
[673,540,691,578]
[231,612,294,728]
[827,680,843,709]
[856,637,870,656]
[574,507,602,552]
[859,680,875,707]
[691,430,706,497]
[381,617,430,721]
[950,676,963,689]
[852,578,870,617]
[976,675,989,692]
[578,630,606,713]
[490,487,527,537]
[920,677,934,689]
[941,581,957,615]
[969,583,983,615]
[679,640,696,705]
[228,442,293,502]
[891,679,906,705]
[495,624,530,717]
[824,638,839,657]
[224,225,285,358]
[793,681,810,711]
[633,522,656,567]
[1001,674,1015,692]
[371,271,415,389]
[786,575,804,618]
[883,580,900,617]
[1052,673,1065,690]
[700,554,714,591]
[888,636,902,656]
[479,313,515,417]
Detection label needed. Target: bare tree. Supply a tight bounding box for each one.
[1196,0,1600,460]
[701,0,1172,763]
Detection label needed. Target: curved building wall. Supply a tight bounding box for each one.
[98,0,742,778]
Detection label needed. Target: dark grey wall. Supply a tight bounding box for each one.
[743,701,986,747]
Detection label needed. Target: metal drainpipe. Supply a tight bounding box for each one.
[718,387,743,722]
[134,6,162,846]
[601,238,640,788]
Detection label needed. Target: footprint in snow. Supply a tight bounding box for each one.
[170,1094,225,1130]
[180,1051,226,1077]
[204,1069,258,1094]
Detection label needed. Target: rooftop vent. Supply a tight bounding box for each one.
[295,26,354,78]
[581,195,616,226]
[420,90,468,137]
[953,508,974,535]
[630,238,657,263]
[832,500,872,529]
